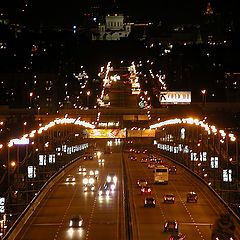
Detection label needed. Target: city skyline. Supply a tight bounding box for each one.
[0,0,238,27]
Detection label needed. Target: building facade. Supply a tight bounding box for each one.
[92,14,131,40]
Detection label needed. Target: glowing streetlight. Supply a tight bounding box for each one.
[86,90,91,106]
[201,89,207,106]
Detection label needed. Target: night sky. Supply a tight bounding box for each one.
[0,0,238,26]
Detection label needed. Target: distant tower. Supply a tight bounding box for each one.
[204,2,213,15]
[204,1,215,24]
[201,1,223,43]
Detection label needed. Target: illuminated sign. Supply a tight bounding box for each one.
[11,138,30,145]
[127,130,155,137]
[87,129,126,138]
[0,197,5,213]
[223,169,232,182]
[211,156,218,168]
[39,155,47,166]
[159,91,191,104]
[28,166,36,178]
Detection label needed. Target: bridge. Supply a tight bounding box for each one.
[0,62,240,239]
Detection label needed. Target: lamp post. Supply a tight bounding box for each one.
[29,92,33,108]
[201,89,207,106]
[229,134,238,190]
[7,143,13,190]
[86,90,91,107]
[23,122,27,134]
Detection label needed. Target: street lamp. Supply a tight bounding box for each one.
[201,89,207,106]
[23,122,27,134]
[29,92,33,108]
[229,134,238,190]
[86,90,91,107]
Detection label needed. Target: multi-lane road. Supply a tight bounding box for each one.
[10,139,229,240]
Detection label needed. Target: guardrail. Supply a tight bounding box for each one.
[3,155,83,240]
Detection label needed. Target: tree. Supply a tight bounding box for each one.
[211,213,236,240]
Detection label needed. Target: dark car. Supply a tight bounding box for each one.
[69,215,83,228]
[164,220,178,233]
[169,233,186,240]
[140,186,152,195]
[169,165,177,174]
[144,197,156,207]
[137,179,148,187]
[163,194,175,203]
[186,191,198,203]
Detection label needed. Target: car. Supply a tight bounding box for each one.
[79,166,87,173]
[130,156,137,161]
[82,176,96,186]
[104,181,116,191]
[69,215,83,228]
[137,179,148,187]
[98,185,110,196]
[83,155,93,160]
[169,233,186,240]
[148,163,155,169]
[106,173,118,184]
[66,175,75,183]
[164,220,179,233]
[98,158,105,164]
[140,157,148,163]
[186,191,198,203]
[163,194,175,203]
[83,184,95,192]
[144,197,156,207]
[140,186,152,194]
[169,165,177,174]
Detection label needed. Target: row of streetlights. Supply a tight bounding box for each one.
[151,117,239,213]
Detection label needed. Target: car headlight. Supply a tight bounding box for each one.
[83,178,89,185]
[69,220,73,227]
[89,178,95,185]
[79,220,83,226]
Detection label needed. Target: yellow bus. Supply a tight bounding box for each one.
[154,165,168,184]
